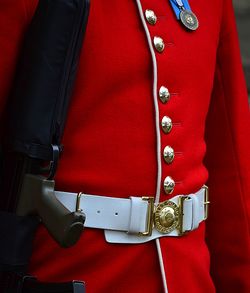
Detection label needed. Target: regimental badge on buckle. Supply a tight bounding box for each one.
[139,186,209,237]
[154,200,180,234]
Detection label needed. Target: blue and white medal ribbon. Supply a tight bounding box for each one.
[169,0,199,31]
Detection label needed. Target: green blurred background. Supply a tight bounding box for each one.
[233,0,250,97]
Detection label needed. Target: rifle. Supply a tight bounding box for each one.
[0,0,90,291]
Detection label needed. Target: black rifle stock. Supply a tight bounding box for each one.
[0,0,90,291]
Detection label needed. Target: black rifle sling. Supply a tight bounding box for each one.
[0,0,90,291]
[1,0,90,212]
[5,0,90,168]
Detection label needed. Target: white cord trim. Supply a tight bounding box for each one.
[135,1,167,292]
[156,239,169,293]
[135,0,162,204]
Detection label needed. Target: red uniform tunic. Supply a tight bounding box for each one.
[0,0,249,292]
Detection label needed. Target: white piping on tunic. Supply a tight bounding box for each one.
[156,239,169,293]
[134,0,162,204]
[135,1,168,292]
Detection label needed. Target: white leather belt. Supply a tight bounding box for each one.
[54,186,209,244]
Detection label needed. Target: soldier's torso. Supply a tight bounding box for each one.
[30,1,224,292]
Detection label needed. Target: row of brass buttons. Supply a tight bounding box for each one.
[145,9,175,195]
[145,10,165,53]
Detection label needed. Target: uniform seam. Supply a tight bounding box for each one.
[217,61,250,235]
[219,0,236,42]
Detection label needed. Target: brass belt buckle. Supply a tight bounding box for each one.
[154,200,180,234]
[154,197,190,236]
[138,187,209,237]
[138,197,155,236]
[138,197,188,237]
[203,185,210,220]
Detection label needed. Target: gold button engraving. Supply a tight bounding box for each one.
[163,176,175,194]
[163,146,175,164]
[154,201,179,233]
[159,86,170,103]
[145,9,157,25]
[153,36,165,53]
[161,116,173,134]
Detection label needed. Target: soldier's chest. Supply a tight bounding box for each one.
[80,0,222,89]
[74,0,223,119]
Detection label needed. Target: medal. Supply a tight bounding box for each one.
[169,0,199,31]
[180,8,199,31]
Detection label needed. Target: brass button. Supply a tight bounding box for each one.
[161,116,173,134]
[145,10,157,25]
[159,86,170,103]
[153,36,165,53]
[163,176,175,194]
[163,146,175,164]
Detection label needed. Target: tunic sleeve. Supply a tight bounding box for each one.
[204,0,250,292]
